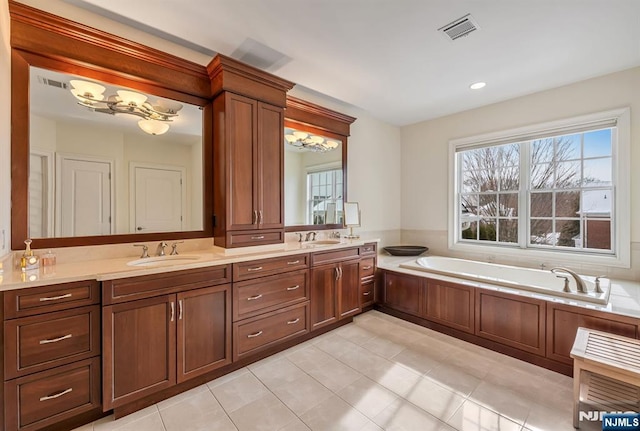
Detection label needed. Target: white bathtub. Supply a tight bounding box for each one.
[399,256,610,305]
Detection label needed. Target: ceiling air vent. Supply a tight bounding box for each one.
[36,75,68,90]
[438,14,480,41]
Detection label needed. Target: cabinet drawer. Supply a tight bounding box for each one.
[5,357,101,431]
[4,280,100,319]
[360,279,375,308]
[5,305,101,379]
[103,265,230,304]
[360,243,377,256]
[311,247,360,266]
[234,270,308,321]
[360,257,375,279]
[233,302,309,360]
[226,230,284,248]
[233,254,309,281]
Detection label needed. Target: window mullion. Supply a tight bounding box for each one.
[519,141,530,249]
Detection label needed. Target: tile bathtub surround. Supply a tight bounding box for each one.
[73,310,597,431]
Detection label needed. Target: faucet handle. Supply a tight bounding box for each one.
[295,233,304,243]
[133,244,149,258]
[170,241,184,256]
[157,241,168,256]
[594,275,607,293]
[555,275,571,292]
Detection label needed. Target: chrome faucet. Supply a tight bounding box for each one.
[170,241,183,255]
[550,267,587,293]
[305,231,317,242]
[134,244,149,258]
[157,241,168,256]
[296,233,304,243]
[594,275,607,294]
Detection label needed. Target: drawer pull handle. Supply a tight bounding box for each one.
[179,299,183,320]
[170,302,175,322]
[251,236,265,240]
[39,293,72,302]
[363,291,371,296]
[247,294,263,301]
[247,266,263,272]
[39,334,72,345]
[287,318,300,325]
[40,388,72,401]
[286,285,300,291]
[247,331,263,338]
[287,260,300,265]
[363,266,372,270]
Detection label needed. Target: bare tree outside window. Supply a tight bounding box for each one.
[458,128,613,251]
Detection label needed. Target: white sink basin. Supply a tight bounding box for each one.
[303,240,342,248]
[127,255,202,267]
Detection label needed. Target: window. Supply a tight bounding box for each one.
[307,168,343,225]
[450,109,630,266]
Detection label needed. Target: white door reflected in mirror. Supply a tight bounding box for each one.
[343,202,360,239]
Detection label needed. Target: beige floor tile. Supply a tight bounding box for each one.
[361,335,407,358]
[369,361,423,397]
[439,348,499,379]
[210,371,271,413]
[93,406,159,431]
[70,424,93,431]
[372,399,447,431]
[333,343,394,378]
[278,418,311,431]
[390,346,443,375]
[159,389,236,431]
[336,376,399,419]
[250,357,307,389]
[403,376,466,421]
[468,381,530,425]
[447,400,522,431]
[299,395,374,431]
[157,384,209,410]
[229,393,297,431]
[302,356,362,392]
[314,333,363,359]
[333,323,378,345]
[207,367,250,389]
[426,363,482,396]
[270,373,334,415]
[94,410,166,431]
[524,402,598,431]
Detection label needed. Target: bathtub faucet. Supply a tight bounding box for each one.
[550,267,588,293]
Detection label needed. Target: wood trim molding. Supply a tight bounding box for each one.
[8,0,210,97]
[285,96,356,136]
[207,54,295,107]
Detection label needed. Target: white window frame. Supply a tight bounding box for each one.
[448,108,630,268]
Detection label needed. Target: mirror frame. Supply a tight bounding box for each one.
[284,96,356,232]
[9,1,213,249]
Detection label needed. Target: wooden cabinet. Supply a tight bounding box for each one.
[425,280,474,334]
[310,248,362,330]
[231,255,310,360]
[475,290,546,356]
[213,92,288,248]
[102,266,231,410]
[3,280,101,431]
[359,242,377,309]
[546,302,638,365]
[381,271,424,317]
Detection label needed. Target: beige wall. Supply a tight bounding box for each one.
[401,66,640,279]
[0,0,10,257]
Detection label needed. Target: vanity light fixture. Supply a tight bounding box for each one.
[285,130,340,152]
[469,81,486,90]
[69,79,182,135]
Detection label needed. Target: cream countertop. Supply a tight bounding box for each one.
[0,238,378,291]
[377,254,640,320]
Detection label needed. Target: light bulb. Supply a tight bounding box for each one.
[117,90,148,106]
[69,80,106,103]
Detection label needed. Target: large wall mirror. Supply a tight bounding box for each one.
[10,2,213,249]
[284,97,356,232]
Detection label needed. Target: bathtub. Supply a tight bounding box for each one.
[399,256,610,305]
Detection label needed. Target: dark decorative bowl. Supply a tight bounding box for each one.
[383,246,429,256]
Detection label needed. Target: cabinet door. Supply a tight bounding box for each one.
[256,102,284,229]
[177,285,231,383]
[546,303,638,365]
[475,290,545,356]
[310,265,338,330]
[338,260,361,319]
[103,295,176,410]
[425,280,475,334]
[226,93,258,231]
[382,272,423,317]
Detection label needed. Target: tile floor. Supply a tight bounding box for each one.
[72,310,595,431]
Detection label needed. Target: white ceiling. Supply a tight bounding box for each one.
[65,0,640,126]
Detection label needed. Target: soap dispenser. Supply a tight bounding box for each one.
[20,239,40,272]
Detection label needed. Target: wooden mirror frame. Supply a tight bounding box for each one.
[284,96,356,232]
[9,1,213,249]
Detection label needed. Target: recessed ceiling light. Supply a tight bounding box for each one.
[470,82,486,90]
